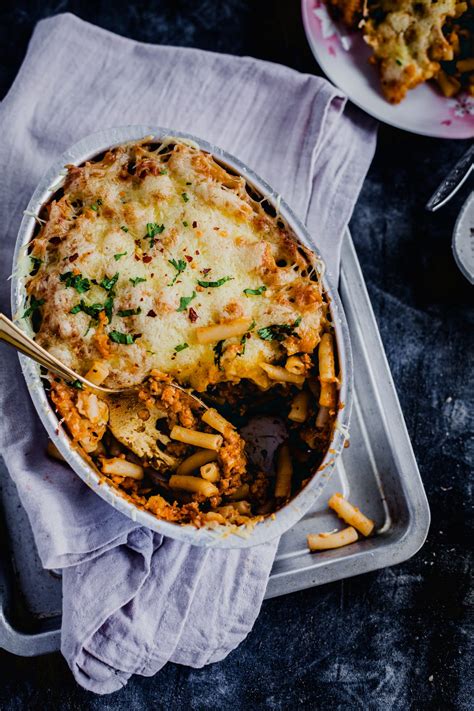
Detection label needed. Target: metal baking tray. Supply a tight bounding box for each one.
[0,231,430,656]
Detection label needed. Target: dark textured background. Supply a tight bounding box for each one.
[0,1,472,709]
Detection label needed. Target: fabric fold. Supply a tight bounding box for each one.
[0,12,376,694]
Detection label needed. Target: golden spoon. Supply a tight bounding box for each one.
[0,312,206,404]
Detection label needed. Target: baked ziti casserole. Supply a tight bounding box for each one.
[23,138,340,529]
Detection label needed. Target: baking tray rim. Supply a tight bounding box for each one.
[0,231,430,656]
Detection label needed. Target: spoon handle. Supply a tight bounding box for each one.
[0,312,208,403]
[0,312,92,388]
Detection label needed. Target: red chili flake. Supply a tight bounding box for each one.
[202,268,211,275]
[188,307,198,323]
[185,255,193,263]
[143,255,152,263]
[135,239,141,246]
[195,250,200,255]
[147,310,157,317]
[134,255,140,261]
[68,253,79,263]
[213,227,219,231]
[49,236,61,245]
[192,221,197,228]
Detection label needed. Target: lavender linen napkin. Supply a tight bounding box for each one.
[0,13,376,694]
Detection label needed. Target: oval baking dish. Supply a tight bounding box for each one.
[11,126,352,548]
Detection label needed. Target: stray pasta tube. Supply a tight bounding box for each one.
[260,363,305,386]
[307,526,358,552]
[288,390,310,423]
[328,493,374,536]
[101,457,144,480]
[202,407,235,435]
[169,474,219,498]
[85,360,110,386]
[195,317,253,344]
[200,462,221,482]
[170,425,223,451]
[177,449,217,476]
[275,443,293,499]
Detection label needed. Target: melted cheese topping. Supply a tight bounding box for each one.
[26,140,327,391]
[364,0,456,103]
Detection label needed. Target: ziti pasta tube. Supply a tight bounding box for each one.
[318,333,337,408]
[169,474,219,498]
[328,493,375,536]
[177,449,218,476]
[307,526,358,552]
[202,408,235,435]
[275,443,293,499]
[196,318,253,344]
[170,425,223,451]
[101,457,144,480]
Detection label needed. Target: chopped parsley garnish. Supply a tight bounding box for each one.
[257,317,301,342]
[145,222,165,247]
[108,330,136,345]
[177,291,196,312]
[22,296,45,318]
[29,256,43,274]
[69,300,105,318]
[396,59,403,66]
[182,221,188,227]
[99,273,119,292]
[70,379,84,390]
[197,276,233,288]
[175,343,189,352]
[114,252,127,261]
[90,198,102,212]
[117,307,141,317]
[181,192,189,203]
[160,169,168,175]
[239,320,256,356]
[130,276,147,286]
[213,340,225,369]
[120,225,129,233]
[104,295,114,322]
[243,285,267,296]
[59,271,91,293]
[84,320,95,337]
[168,258,187,286]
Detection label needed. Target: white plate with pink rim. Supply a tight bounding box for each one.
[302,0,474,139]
